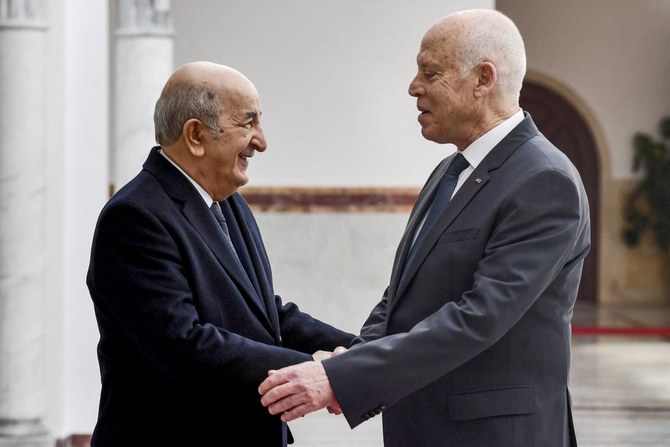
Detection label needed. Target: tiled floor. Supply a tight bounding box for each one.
[288,302,670,446]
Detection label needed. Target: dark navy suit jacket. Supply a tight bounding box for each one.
[87,147,353,446]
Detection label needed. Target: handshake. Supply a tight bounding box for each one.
[258,346,348,421]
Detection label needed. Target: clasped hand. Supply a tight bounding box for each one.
[258,346,347,421]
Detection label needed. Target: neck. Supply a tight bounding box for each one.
[457,105,519,150]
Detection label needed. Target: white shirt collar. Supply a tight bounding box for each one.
[159,149,214,207]
[459,109,524,169]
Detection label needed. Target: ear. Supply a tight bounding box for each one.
[183,118,206,157]
[473,61,497,98]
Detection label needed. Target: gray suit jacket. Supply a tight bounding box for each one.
[324,113,588,447]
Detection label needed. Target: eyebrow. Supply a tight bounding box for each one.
[244,111,259,120]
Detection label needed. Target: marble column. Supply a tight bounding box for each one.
[0,0,51,445]
[112,0,174,192]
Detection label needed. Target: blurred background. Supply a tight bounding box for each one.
[0,0,669,446]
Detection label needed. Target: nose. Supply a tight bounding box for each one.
[408,74,422,98]
[253,126,268,152]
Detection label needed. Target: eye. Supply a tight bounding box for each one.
[419,64,442,81]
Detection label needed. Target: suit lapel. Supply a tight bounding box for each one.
[180,196,263,308]
[394,165,489,300]
[390,113,539,305]
[142,148,271,328]
[388,158,449,300]
[224,195,282,340]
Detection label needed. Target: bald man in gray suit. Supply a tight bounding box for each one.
[260,9,589,447]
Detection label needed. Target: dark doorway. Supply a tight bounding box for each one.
[520,80,600,302]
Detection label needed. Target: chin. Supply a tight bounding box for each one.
[420,129,438,143]
[236,176,249,189]
[421,128,449,144]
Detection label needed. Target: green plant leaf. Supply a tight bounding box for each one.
[660,116,670,139]
[622,117,670,251]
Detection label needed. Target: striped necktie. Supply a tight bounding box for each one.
[210,201,239,259]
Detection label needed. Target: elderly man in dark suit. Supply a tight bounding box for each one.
[86,61,353,447]
[259,9,589,447]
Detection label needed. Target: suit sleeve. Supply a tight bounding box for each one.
[230,193,355,352]
[323,168,585,428]
[349,287,390,346]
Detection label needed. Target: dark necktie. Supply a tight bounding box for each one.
[210,202,264,301]
[210,202,239,258]
[404,153,470,271]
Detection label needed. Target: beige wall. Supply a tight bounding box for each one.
[498,0,670,179]
[603,179,670,304]
[499,0,670,304]
[171,0,493,187]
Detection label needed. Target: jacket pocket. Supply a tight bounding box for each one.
[436,227,480,244]
[448,385,536,421]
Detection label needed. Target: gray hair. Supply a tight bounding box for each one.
[457,11,527,100]
[153,81,223,146]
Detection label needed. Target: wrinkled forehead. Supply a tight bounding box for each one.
[417,22,462,67]
[219,82,262,118]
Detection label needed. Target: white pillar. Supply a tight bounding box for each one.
[0,0,51,444]
[112,0,174,192]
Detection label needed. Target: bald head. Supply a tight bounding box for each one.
[425,9,526,102]
[168,62,255,98]
[408,9,526,147]
[152,61,266,200]
[154,61,258,146]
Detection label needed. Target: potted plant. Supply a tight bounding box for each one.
[622,116,670,250]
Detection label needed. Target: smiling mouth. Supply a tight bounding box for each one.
[239,152,254,162]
